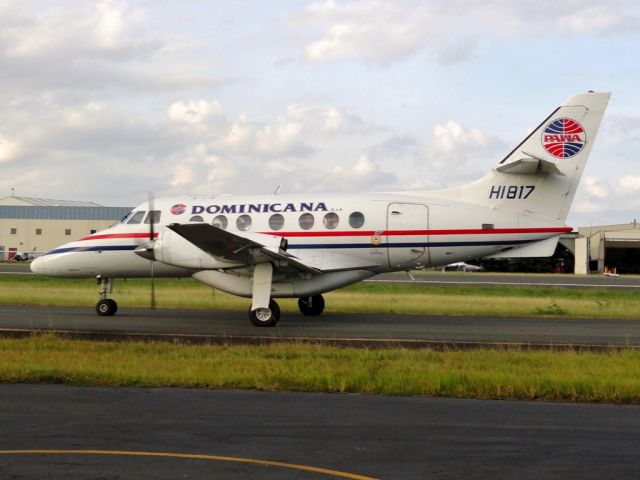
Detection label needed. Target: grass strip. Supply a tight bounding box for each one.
[1,335,639,403]
[2,274,640,319]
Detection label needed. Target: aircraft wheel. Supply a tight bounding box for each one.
[96,299,118,316]
[249,299,280,327]
[298,295,325,316]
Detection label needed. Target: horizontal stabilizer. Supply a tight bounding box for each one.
[484,235,560,259]
[496,157,564,176]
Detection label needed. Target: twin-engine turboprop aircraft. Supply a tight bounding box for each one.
[31,91,610,326]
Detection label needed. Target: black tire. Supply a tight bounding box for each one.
[96,299,118,316]
[248,299,280,327]
[298,295,325,316]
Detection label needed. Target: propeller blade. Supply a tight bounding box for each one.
[148,192,155,241]
[148,192,156,309]
[150,258,156,310]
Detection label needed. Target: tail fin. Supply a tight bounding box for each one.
[433,91,610,222]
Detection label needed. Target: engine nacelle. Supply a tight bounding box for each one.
[193,269,375,298]
[154,228,242,269]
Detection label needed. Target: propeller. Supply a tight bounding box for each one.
[132,193,160,309]
[148,192,156,310]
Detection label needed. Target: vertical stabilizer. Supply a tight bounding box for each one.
[431,91,610,222]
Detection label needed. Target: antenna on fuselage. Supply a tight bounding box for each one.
[274,184,281,195]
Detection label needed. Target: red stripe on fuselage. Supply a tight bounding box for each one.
[265,227,572,237]
[77,226,571,242]
[79,233,158,241]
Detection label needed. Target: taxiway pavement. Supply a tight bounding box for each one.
[1,384,639,479]
[1,305,640,347]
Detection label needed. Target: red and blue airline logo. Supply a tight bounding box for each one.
[542,118,585,158]
[170,203,187,215]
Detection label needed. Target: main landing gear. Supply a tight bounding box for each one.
[298,295,325,316]
[247,262,328,327]
[247,295,326,327]
[96,276,117,316]
[248,299,281,327]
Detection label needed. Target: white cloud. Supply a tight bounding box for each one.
[294,0,431,65]
[256,122,306,156]
[205,102,363,158]
[559,5,637,34]
[422,120,502,183]
[573,199,607,214]
[619,175,640,192]
[321,154,395,190]
[289,0,639,66]
[168,100,223,125]
[584,176,608,198]
[433,121,489,153]
[167,144,237,195]
[0,134,17,162]
[0,0,637,229]
[2,1,149,60]
[0,1,221,95]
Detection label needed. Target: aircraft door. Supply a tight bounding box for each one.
[387,203,429,269]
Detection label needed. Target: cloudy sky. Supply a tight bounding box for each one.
[1,0,639,227]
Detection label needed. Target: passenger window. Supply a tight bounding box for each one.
[323,212,339,230]
[299,213,314,230]
[127,211,145,224]
[213,215,228,230]
[189,215,204,222]
[349,211,365,229]
[144,211,161,224]
[269,214,284,231]
[237,214,252,231]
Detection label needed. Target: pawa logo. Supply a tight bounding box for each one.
[170,203,187,215]
[542,118,585,158]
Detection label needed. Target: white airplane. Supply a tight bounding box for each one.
[442,262,483,272]
[31,91,610,327]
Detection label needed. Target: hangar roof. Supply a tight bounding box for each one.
[0,196,101,207]
[0,196,131,221]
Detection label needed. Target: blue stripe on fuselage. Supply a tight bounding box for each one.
[44,245,138,256]
[43,239,533,256]
[288,239,532,249]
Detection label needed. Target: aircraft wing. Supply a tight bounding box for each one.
[167,223,379,273]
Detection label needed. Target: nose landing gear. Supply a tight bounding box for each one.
[96,276,118,316]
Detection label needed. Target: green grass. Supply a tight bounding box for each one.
[1,335,639,403]
[3,273,639,402]
[1,274,639,319]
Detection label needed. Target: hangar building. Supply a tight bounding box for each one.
[0,196,131,260]
[575,222,640,274]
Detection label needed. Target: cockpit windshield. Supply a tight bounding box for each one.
[119,211,134,223]
[144,210,162,224]
[127,211,146,224]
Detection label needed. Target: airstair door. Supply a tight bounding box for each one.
[387,203,429,269]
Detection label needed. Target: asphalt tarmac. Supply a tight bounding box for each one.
[2,265,639,478]
[1,305,640,348]
[1,384,639,479]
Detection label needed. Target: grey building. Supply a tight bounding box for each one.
[0,196,131,260]
[575,222,640,274]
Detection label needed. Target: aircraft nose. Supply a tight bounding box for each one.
[30,255,45,274]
